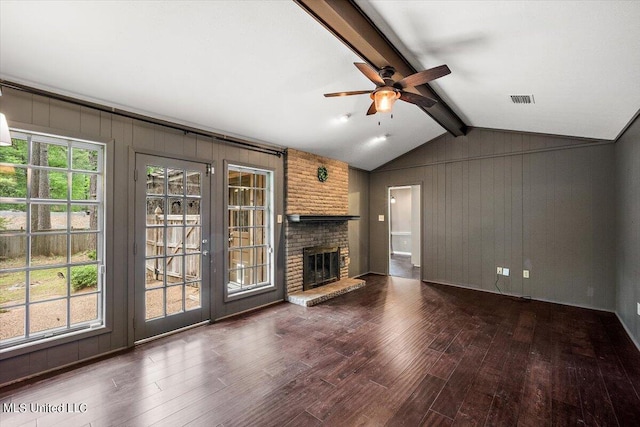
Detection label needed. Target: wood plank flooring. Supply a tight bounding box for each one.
[1,274,639,426]
[389,254,421,280]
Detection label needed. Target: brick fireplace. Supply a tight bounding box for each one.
[285,149,351,295]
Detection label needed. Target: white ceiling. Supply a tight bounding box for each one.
[358,1,640,142]
[1,1,639,170]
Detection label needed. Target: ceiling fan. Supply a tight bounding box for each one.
[324,62,451,115]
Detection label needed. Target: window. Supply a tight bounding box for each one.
[227,165,273,296]
[0,130,105,349]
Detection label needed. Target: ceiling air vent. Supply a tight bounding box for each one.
[510,94,535,104]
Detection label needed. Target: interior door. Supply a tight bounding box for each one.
[134,154,211,341]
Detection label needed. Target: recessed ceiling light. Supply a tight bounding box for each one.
[366,134,390,147]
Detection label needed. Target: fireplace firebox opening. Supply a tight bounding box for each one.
[303,246,340,290]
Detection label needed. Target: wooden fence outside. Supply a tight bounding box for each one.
[145,214,201,284]
[0,233,96,259]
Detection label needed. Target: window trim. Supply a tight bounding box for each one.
[0,123,114,358]
[223,161,275,302]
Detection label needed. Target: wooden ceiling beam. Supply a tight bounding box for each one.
[295,0,467,137]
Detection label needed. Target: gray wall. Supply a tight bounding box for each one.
[348,167,369,277]
[0,88,285,385]
[616,115,640,346]
[371,128,616,310]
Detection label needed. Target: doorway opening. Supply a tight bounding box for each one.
[388,185,421,280]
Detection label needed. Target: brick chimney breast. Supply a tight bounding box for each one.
[285,149,351,295]
[285,148,348,215]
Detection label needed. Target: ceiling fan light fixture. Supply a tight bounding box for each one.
[372,88,400,113]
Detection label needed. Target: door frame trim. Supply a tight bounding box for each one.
[387,182,423,280]
[127,148,214,345]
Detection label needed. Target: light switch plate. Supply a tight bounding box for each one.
[497,267,503,275]
[277,214,282,224]
[378,215,385,222]
[637,302,640,316]
[523,270,529,278]
[503,268,510,276]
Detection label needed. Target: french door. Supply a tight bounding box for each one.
[134,154,211,341]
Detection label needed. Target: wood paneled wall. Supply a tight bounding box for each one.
[0,87,285,385]
[615,115,640,347]
[348,167,369,277]
[371,128,616,311]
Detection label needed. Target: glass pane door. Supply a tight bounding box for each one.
[134,154,210,341]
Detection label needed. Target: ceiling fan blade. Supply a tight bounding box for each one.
[354,62,385,86]
[324,90,372,97]
[396,65,451,88]
[400,92,437,108]
[366,101,377,115]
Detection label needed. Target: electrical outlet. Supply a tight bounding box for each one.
[523,270,529,278]
[497,267,503,275]
[503,268,510,276]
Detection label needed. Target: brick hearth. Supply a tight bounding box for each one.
[287,277,365,307]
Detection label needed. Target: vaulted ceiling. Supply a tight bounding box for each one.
[1,1,639,170]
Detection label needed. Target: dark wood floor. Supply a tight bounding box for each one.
[389,254,421,280]
[2,274,639,426]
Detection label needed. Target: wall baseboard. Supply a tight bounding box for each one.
[425,279,616,313]
[615,312,640,353]
[0,347,129,389]
[354,271,374,278]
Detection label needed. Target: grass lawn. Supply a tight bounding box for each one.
[1,253,96,307]
[1,253,100,341]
